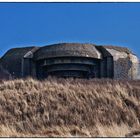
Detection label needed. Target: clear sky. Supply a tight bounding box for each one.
[0,2,140,57]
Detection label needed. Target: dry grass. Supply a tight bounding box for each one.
[0,77,140,137]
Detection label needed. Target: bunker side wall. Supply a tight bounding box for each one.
[106,48,139,80]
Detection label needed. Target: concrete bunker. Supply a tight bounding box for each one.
[0,43,139,79]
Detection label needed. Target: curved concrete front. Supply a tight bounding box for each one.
[34,43,102,60]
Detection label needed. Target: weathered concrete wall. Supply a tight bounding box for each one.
[0,64,11,80]
[22,47,39,78]
[0,47,35,78]
[100,58,107,78]
[129,54,139,79]
[21,58,31,77]
[106,48,139,79]
[34,43,102,60]
[106,56,114,78]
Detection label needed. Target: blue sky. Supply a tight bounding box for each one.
[0,3,140,57]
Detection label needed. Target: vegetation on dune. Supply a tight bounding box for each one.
[0,78,140,137]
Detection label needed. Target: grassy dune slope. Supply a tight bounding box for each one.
[0,78,140,137]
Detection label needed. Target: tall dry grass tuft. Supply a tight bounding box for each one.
[0,77,140,137]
